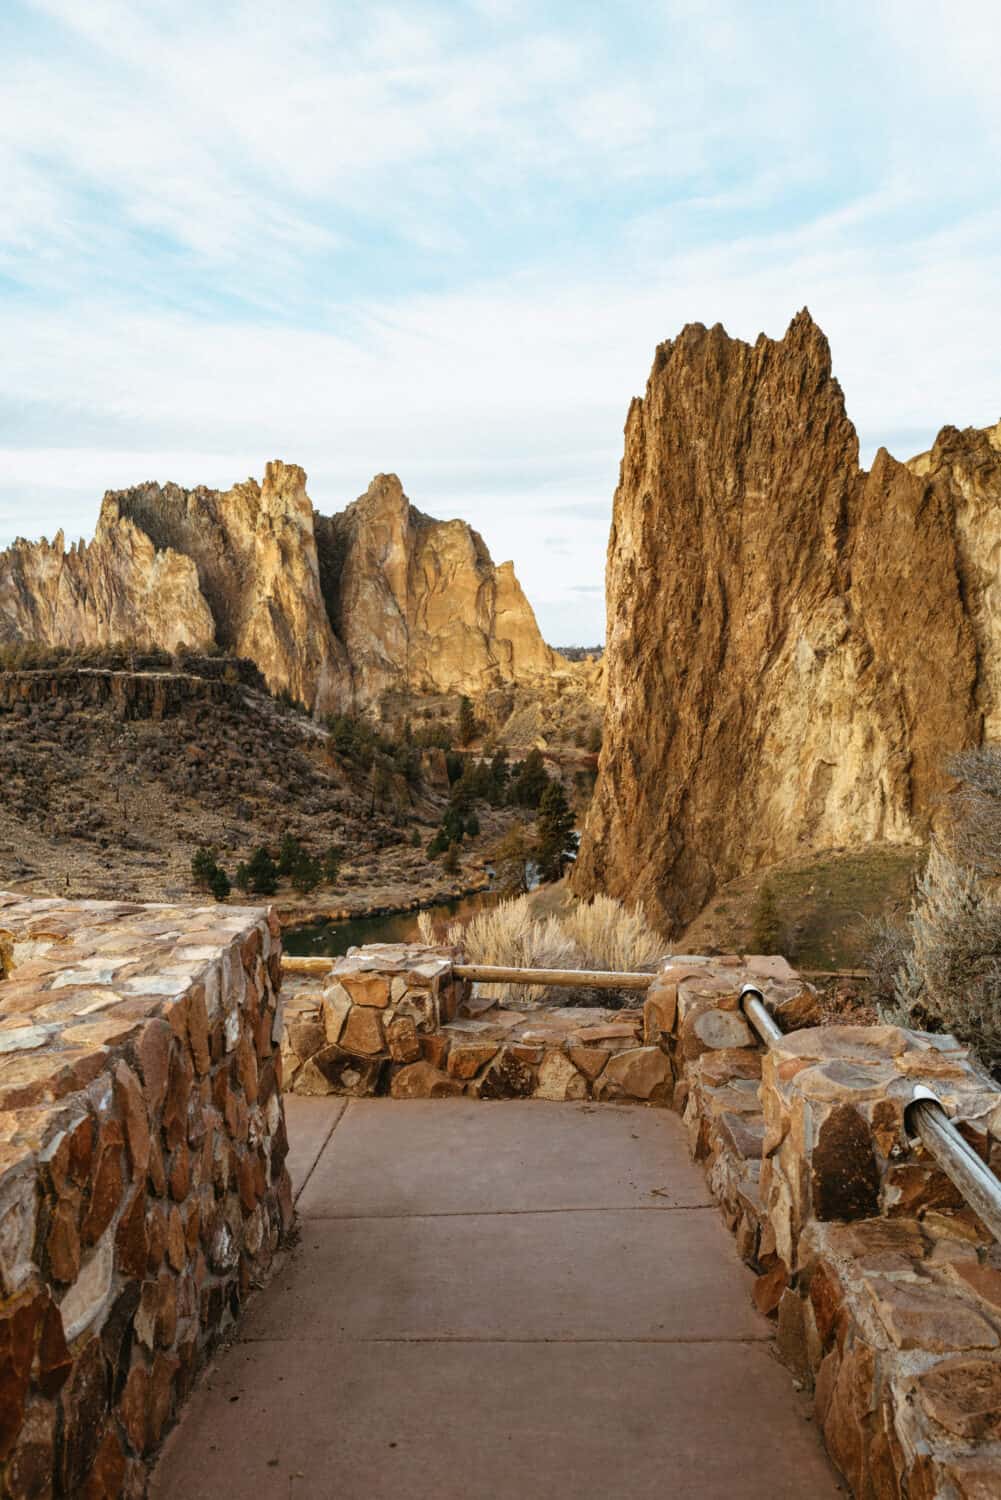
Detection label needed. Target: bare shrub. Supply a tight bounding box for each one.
[946,746,1001,877]
[881,844,1001,1071]
[861,915,911,1012]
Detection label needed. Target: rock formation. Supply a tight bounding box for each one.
[316,473,557,704]
[0,465,557,716]
[573,310,1001,935]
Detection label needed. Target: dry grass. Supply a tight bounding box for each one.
[560,893,666,972]
[419,892,665,1006]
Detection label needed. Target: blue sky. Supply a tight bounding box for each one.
[2,0,999,643]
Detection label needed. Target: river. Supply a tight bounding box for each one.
[281,886,502,958]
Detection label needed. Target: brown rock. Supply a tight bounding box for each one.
[573,312,987,934]
[476,1049,535,1100]
[534,1052,587,1102]
[166,1207,186,1273]
[811,1104,880,1221]
[162,1044,193,1151]
[642,981,678,1043]
[752,1260,788,1317]
[113,1061,151,1177]
[4,1395,55,1499]
[951,1262,1001,1314]
[339,1006,385,1057]
[82,1125,125,1245]
[38,1297,72,1397]
[47,1195,82,1284]
[320,989,351,1046]
[568,1045,611,1080]
[338,971,391,1007]
[45,1113,95,1198]
[913,1356,1001,1441]
[595,1045,672,1102]
[120,1361,149,1454]
[0,1291,44,1457]
[295,1047,385,1097]
[389,1062,462,1100]
[134,1019,172,1115]
[386,1016,421,1064]
[168,1142,191,1201]
[186,985,211,1075]
[419,1034,450,1068]
[447,1042,500,1080]
[59,1336,109,1494]
[868,1277,999,1351]
[147,1352,179,1446]
[80,1426,126,1500]
[115,1189,148,1280]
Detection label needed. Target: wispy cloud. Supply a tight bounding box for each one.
[1,0,999,643]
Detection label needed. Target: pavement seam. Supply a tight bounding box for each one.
[293,1099,351,1204]
[296,1202,716,1220]
[231,1333,774,1346]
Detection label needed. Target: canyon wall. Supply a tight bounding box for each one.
[0,466,556,716]
[573,310,1000,935]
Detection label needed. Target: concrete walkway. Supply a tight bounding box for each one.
[152,1098,842,1499]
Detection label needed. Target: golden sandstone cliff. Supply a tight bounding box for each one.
[0,464,556,715]
[573,310,1001,936]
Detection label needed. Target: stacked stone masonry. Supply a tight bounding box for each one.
[281,944,673,1103]
[0,892,292,1498]
[283,943,1001,1496]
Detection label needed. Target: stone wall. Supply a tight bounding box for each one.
[662,954,1001,1499]
[0,892,292,1497]
[281,944,673,1103]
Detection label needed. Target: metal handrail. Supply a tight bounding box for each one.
[738,983,784,1046]
[738,983,1001,1244]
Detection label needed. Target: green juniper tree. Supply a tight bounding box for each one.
[534,782,578,883]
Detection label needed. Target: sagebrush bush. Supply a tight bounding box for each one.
[419,893,664,1006]
[881,843,1001,1071]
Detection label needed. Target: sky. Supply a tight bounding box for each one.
[1,1,1000,645]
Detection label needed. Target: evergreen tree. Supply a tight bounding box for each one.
[488,748,509,805]
[465,809,480,839]
[191,846,218,890]
[245,846,278,896]
[277,832,302,877]
[457,695,478,746]
[443,840,460,875]
[510,748,550,808]
[322,845,343,884]
[534,782,579,883]
[208,864,231,902]
[291,850,322,893]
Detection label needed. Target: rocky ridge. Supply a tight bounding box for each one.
[1,466,559,717]
[574,310,1001,936]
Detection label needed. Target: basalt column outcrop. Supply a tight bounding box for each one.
[574,310,1000,935]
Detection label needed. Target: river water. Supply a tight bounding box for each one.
[281,887,501,958]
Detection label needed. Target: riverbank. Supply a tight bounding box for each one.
[272,861,495,927]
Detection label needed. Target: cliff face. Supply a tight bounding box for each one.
[319,473,557,703]
[573,311,993,935]
[0,466,555,715]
